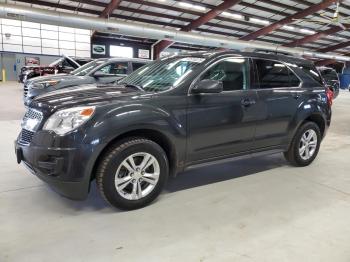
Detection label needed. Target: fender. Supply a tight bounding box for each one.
[82,102,187,180]
[286,92,328,149]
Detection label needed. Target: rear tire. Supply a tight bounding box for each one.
[284,122,321,167]
[96,138,169,210]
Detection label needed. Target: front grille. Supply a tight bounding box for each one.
[24,108,43,121]
[19,129,34,144]
[20,108,43,144]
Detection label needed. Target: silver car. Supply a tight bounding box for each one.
[23,58,150,105]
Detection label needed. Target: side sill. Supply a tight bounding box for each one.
[184,147,284,171]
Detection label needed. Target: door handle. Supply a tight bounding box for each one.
[241,98,256,107]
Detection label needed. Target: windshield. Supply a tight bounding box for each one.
[71,60,106,76]
[120,56,205,92]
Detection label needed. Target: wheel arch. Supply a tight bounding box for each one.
[90,128,179,181]
[303,114,326,138]
[287,112,326,150]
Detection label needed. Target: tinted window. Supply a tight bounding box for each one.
[299,64,323,84]
[132,62,146,71]
[201,58,249,91]
[99,62,128,75]
[289,70,300,86]
[254,59,300,88]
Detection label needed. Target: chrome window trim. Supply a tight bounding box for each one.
[188,56,304,95]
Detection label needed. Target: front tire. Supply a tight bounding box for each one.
[284,122,321,167]
[96,138,169,210]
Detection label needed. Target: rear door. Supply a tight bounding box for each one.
[187,57,260,163]
[252,59,301,149]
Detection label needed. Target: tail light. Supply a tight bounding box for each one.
[326,87,333,107]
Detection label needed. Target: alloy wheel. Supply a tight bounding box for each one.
[299,129,318,161]
[115,152,160,200]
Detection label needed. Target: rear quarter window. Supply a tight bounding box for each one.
[299,64,323,85]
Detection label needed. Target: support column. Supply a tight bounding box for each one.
[152,40,174,60]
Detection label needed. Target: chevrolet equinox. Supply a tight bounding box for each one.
[15,51,332,210]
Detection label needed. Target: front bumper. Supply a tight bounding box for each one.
[15,131,97,200]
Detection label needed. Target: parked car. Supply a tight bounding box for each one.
[15,51,332,210]
[19,55,92,83]
[23,58,150,105]
[317,66,340,98]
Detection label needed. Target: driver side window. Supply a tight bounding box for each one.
[201,58,249,91]
[98,62,128,75]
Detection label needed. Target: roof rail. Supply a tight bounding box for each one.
[251,49,302,58]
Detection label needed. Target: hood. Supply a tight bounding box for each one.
[26,74,84,84]
[31,83,147,109]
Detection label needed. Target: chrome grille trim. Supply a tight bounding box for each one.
[21,108,43,135]
[19,129,35,145]
[24,108,43,122]
[23,83,28,98]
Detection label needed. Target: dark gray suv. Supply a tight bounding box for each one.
[15,51,332,210]
[23,58,150,105]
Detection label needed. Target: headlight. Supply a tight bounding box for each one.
[33,80,60,89]
[43,106,95,135]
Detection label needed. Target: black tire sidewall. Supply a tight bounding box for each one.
[292,122,321,166]
[99,139,169,210]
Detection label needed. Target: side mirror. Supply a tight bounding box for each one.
[93,71,110,78]
[191,79,223,94]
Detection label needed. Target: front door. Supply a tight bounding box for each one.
[187,57,260,163]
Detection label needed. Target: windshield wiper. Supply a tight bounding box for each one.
[120,83,144,91]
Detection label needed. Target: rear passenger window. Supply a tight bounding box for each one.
[201,58,249,91]
[254,59,300,88]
